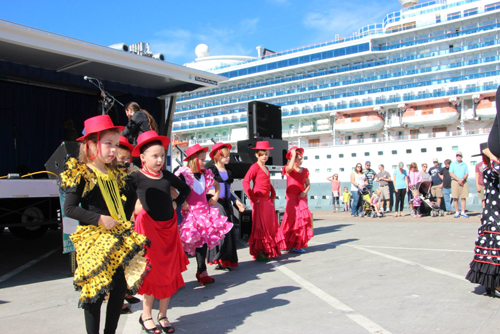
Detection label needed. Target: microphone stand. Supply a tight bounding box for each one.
[84,76,123,115]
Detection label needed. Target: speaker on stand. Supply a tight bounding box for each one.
[45,141,80,179]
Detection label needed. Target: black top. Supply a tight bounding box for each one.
[122,110,150,146]
[64,178,137,226]
[439,167,452,189]
[129,170,191,221]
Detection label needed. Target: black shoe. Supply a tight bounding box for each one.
[139,315,160,334]
[158,315,175,333]
[125,295,141,304]
[486,287,500,297]
[215,263,231,271]
[121,305,132,314]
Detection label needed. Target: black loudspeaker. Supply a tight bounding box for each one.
[247,101,282,139]
[237,138,288,166]
[45,141,80,179]
[206,153,253,179]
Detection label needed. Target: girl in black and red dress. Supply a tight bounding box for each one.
[130,130,191,334]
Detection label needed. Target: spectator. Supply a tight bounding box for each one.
[472,143,489,209]
[122,102,158,146]
[428,158,443,210]
[326,173,341,212]
[364,161,376,194]
[350,163,367,217]
[421,163,432,182]
[408,162,423,217]
[393,162,409,217]
[450,151,469,218]
[439,159,453,214]
[375,164,392,213]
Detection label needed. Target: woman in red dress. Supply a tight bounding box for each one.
[130,131,191,334]
[242,141,286,262]
[279,147,313,253]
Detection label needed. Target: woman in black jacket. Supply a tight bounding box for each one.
[122,102,158,146]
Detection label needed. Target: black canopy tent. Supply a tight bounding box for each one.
[0,19,226,175]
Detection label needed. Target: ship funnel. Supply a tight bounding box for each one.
[398,0,418,7]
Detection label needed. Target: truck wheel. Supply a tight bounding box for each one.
[9,206,48,239]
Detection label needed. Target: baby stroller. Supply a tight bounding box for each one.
[358,188,382,218]
[416,181,444,217]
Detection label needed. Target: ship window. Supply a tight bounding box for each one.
[452,146,459,150]
[471,161,477,166]
[327,168,332,173]
[315,156,320,159]
[392,150,397,154]
[378,151,383,155]
[315,169,320,173]
[352,153,357,157]
[206,134,210,138]
[304,156,308,160]
[421,148,427,153]
[223,132,227,136]
[327,155,332,159]
[436,147,442,151]
[392,165,397,170]
[198,135,202,139]
[340,168,345,172]
[406,149,412,154]
[339,154,344,158]
[365,152,370,156]
[433,127,447,133]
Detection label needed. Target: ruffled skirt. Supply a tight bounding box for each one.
[134,210,189,299]
[180,202,232,256]
[280,193,314,250]
[207,199,239,267]
[70,220,148,307]
[249,196,286,258]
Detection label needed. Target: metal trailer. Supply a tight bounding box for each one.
[0,18,227,239]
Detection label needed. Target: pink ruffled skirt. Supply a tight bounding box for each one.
[180,203,232,256]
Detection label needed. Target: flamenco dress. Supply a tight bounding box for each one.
[60,158,148,333]
[466,162,500,289]
[279,167,314,250]
[175,167,232,256]
[206,166,239,268]
[243,163,286,258]
[130,170,191,299]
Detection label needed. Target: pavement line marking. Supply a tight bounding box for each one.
[272,262,392,334]
[308,241,470,253]
[346,245,466,281]
[0,247,60,284]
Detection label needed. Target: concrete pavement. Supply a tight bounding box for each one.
[1,211,499,334]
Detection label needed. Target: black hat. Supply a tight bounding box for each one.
[471,142,488,157]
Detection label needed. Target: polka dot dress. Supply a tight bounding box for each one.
[466,162,500,288]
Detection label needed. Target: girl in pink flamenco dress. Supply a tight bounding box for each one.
[175,144,232,285]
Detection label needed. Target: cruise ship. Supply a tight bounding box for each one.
[171,0,500,208]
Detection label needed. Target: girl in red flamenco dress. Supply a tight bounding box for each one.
[175,144,232,285]
[130,130,192,334]
[279,147,314,253]
[243,141,286,262]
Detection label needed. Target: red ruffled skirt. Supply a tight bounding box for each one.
[134,210,189,299]
[280,193,314,250]
[249,196,286,258]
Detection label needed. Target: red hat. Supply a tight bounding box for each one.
[286,146,304,160]
[210,142,232,159]
[132,130,170,157]
[77,115,125,141]
[252,141,274,150]
[184,143,209,161]
[118,136,134,153]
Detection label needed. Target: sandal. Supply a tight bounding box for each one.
[139,315,160,334]
[158,315,175,333]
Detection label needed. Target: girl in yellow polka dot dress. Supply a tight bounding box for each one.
[59,115,148,334]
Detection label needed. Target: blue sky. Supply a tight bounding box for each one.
[2,0,403,65]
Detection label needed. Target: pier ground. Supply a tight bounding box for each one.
[1,211,499,334]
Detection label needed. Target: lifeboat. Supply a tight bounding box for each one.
[402,107,459,127]
[334,114,384,133]
[476,99,496,118]
[173,139,188,147]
